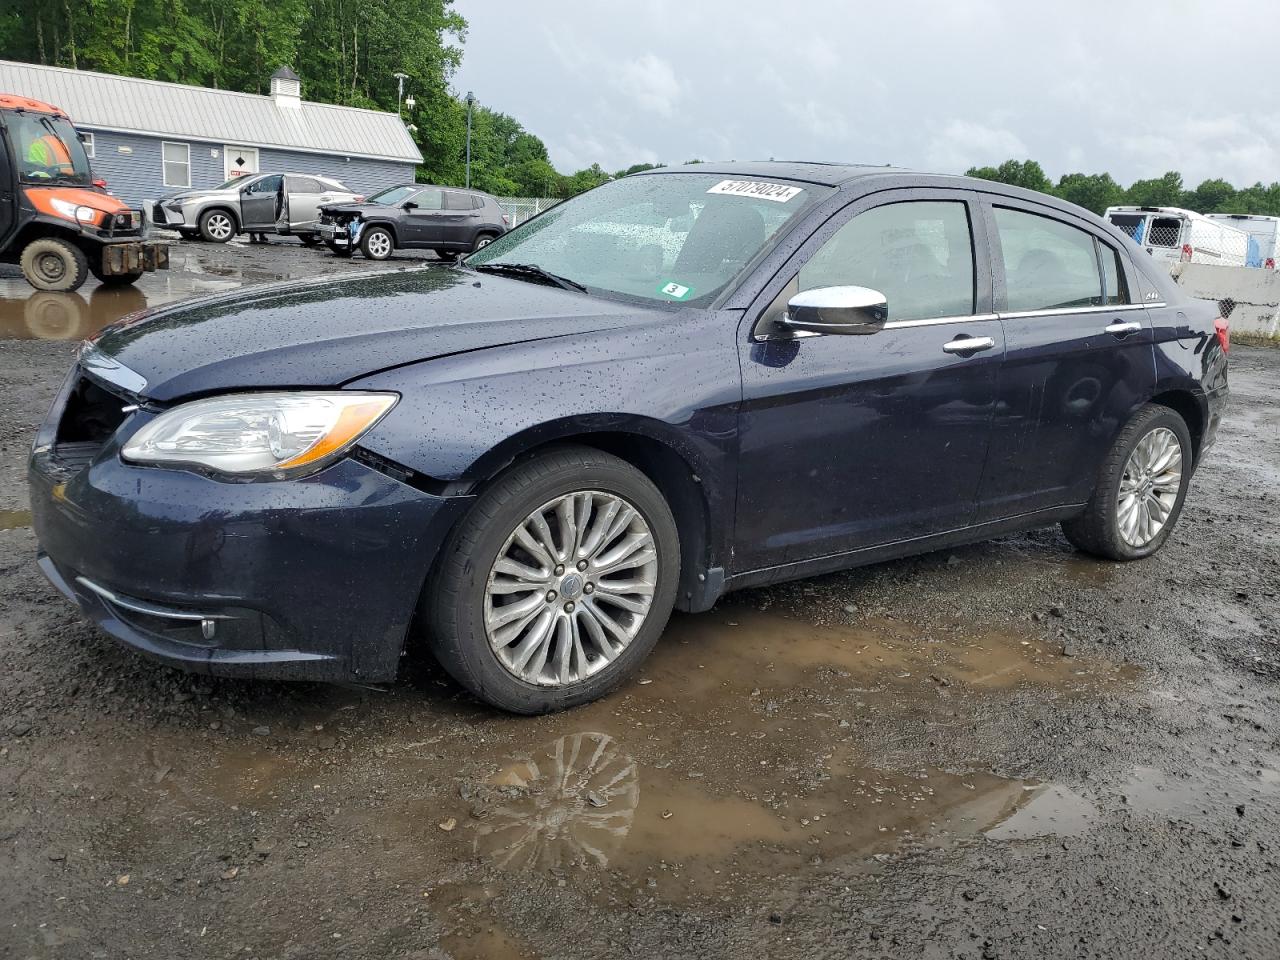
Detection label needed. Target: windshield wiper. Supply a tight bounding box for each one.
[471,262,588,294]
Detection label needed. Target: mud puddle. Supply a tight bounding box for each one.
[0,509,32,531]
[0,245,335,341]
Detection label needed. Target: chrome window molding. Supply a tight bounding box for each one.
[999,302,1163,320]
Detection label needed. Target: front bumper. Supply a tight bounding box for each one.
[152,203,188,228]
[29,405,470,682]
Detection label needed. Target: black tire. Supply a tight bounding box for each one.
[298,234,321,247]
[20,237,89,292]
[198,208,237,243]
[326,242,353,258]
[1062,404,1193,561]
[471,232,498,252]
[360,226,395,260]
[425,446,680,714]
[178,229,201,242]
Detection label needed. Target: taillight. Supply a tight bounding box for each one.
[1181,244,1193,262]
[353,195,365,202]
[1214,317,1230,354]
[501,214,511,225]
[92,178,107,189]
[1267,257,1276,270]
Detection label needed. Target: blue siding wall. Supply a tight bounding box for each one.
[82,127,414,209]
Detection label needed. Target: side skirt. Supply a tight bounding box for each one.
[721,504,1086,595]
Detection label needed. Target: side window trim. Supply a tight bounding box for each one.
[747,187,995,341]
[980,194,1145,315]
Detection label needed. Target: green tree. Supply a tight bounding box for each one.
[965,159,1052,194]
[1124,171,1184,207]
[1055,172,1124,215]
[1185,178,1236,213]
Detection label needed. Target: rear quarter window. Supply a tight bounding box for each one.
[1147,217,1182,248]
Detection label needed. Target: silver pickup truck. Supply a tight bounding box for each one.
[152,172,361,244]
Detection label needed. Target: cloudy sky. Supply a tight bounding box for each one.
[452,0,1280,188]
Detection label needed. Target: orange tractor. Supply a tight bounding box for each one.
[0,94,167,291]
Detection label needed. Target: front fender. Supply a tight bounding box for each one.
[349,312,740,483]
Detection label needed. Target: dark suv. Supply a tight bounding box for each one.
[318,183,508,260]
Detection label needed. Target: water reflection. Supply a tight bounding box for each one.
[473,732,640,870]
[0,243,365,342]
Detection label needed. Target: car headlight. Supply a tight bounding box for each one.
[49,197,100,225]
[121,392,398,478]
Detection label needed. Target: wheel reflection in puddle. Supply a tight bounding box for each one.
[473,732,639,870]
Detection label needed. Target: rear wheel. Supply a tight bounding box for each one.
[199,209,236,243]
[426,446,680,714]
[361,226,394,260]
[1062,404,1193,560]
[326,242,353,258]
[472,232,498,252]
[20,237,89,292]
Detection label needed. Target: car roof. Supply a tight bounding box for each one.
[641,160,897,187]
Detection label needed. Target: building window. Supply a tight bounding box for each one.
[162,141,190,187]
[80,131,95,159]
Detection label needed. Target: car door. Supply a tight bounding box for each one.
[282,175,326,231]
[975,197,1156,520]
[437,190,481,247]
[240,174,282,230]
[734,190,1003,572]
[400,186,445,246]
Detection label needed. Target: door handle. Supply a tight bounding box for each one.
[942,335,996,355]
[1105,320,1143,336]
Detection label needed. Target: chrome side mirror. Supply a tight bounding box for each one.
[783,285,888,336]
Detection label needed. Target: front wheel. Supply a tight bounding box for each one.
[297,234,321,247]
[326,242,353,258]
[425,447,680,714]
[199,209,236,243]
[1062,404,1193,560]
[20,237,89,292]
[360,226,394,260]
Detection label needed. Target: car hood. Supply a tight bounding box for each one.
[163,188,239,203]
[320,201,393,217]
[89,266,663,402]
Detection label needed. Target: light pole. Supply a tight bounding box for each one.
[393,72,409,117]
[465,90,476,189]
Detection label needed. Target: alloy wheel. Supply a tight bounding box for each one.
[206,213,233,241]
[1116,426,1183,547]
[483,490,658,687]
[366,231,392,259]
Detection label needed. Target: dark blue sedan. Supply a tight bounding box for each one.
[28,163,1230,713]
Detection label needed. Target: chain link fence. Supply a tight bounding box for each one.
[496,197,562,227]
[1105,209,1272,268]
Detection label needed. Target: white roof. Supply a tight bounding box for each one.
[0,59,422,164]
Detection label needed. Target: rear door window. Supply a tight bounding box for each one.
[1147,217,1182,248]
[994,207,1104,311]
[444,191,472,211]
[288,176,323,194]
[411,187,444,211]
[798,200,976,321]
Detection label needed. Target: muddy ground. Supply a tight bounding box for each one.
[1,243,1278,960]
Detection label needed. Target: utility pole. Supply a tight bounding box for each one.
[393,72,409,117]
[465,90,476,189]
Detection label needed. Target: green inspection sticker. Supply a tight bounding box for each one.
[658,281,693,300]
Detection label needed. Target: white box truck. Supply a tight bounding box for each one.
[1205,213,1280,269]
[1104,206,1249,268]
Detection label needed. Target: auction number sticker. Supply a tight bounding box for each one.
[706,179,803,203]
[658,281,693,300]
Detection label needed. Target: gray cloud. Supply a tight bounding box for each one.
[454,0,1280,186]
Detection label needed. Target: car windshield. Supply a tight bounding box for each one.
[467,173,827,306]
[368,185,419,206]
[8,112,92,186]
